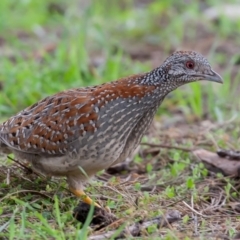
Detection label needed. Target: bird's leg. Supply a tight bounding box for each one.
[70,188,112,213]
[68,175,102,208]
[69,188,101,208]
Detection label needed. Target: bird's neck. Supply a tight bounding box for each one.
[139,66,182,96]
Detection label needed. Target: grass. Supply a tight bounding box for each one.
[0,0,240,239]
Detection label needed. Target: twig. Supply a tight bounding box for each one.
[141,143,194,152]
[191,194,198,236]
[7,155,44,178]
[182,201,207,217]
[7,156,34,174]
[6,168,10,185]
[0,189,52,202]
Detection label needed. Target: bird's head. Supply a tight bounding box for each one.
[160,51,223,85]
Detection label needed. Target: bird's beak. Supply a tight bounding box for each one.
[201,70,223,84]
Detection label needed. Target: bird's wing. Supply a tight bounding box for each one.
[0,87,98,156]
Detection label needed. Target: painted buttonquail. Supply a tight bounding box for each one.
[0,51,222,207]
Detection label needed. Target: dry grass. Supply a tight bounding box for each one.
[1,119,240,239]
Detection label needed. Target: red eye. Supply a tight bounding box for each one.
[186,61,195,69]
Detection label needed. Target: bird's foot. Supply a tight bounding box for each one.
[70,188,101,208]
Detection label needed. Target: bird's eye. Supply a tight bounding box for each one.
[186,61,195,69]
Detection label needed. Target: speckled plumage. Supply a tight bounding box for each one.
[0,51,222,204]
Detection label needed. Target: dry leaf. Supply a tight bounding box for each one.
[193,149,240,177]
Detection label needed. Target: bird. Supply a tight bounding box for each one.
[0,51,222,208]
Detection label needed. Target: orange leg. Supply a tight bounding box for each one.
[70,188,101,208]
